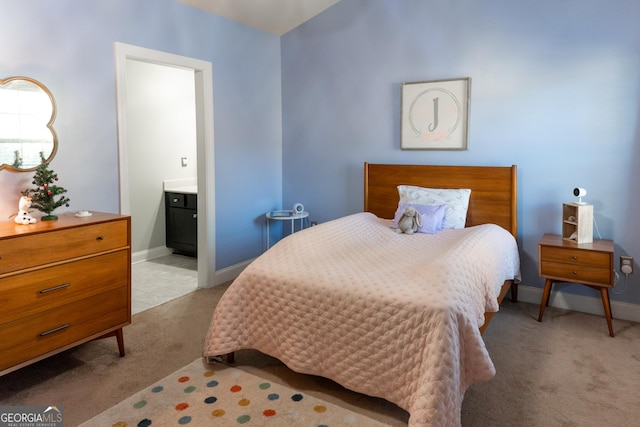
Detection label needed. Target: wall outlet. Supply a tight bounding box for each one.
[620,256,633,275]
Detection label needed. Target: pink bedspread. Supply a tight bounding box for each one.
[204,212,520,426]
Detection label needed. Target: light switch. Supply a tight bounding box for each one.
[181,157,188,167]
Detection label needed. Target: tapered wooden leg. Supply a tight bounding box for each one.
[116,328,125,357]
[538,279,553,322]
[600,288,614,337]
[92,329,126,357]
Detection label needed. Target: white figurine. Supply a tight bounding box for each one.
[14,196,37,224]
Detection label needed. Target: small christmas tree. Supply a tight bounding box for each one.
[11,150,23,169]
[27,152,70,220]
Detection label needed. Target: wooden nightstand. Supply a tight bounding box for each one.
[537,233,615,336]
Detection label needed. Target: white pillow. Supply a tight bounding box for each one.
[397,185,471,229]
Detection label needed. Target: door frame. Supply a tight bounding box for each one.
[114,42,215,289]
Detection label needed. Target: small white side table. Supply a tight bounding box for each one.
[266,211,309,249]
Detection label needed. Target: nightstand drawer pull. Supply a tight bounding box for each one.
[572,256,577,260]
[40,324,70,336]
[39,283,70,294]
[573,271,578,275]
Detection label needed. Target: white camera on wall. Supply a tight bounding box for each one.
[573,187,587,204]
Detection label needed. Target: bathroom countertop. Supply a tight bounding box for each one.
[165,185,197,194]
[163,178,197,194]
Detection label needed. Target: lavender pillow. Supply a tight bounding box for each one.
[390,203,446,234]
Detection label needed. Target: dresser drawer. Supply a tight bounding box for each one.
[540,246,611,269]
[540,261,612,286]
[0,250,129,324]
[0,286,129,372]
[0,219,128,275]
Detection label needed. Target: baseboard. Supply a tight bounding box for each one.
[213,258,255,286]
[517,284,640,324]
[132,246,173,264]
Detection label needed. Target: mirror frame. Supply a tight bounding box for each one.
[0,76,58,172]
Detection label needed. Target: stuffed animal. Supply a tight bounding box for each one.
[396,206,422,234]
[14,196,37,224]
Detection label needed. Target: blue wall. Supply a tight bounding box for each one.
[282,0,640,304]
[0,0,282,269]
[2,0,639,306]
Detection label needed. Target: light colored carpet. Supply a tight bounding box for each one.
[462,298,640,427]
[1,283,639,426]
[79,357,390,426]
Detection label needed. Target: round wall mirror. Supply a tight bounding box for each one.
[0,76,58,172]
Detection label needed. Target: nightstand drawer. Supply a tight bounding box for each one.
[540,246,611,269]
[540,261,612,286]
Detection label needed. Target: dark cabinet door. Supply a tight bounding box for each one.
[165,192,197,257]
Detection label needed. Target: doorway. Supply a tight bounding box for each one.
[114,43,215,301]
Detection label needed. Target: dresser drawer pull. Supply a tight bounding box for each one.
[39,283,71,294]
[573,271,578,275]
[97,236,104,241]
[40,324,70,336]
[572,256,577,260]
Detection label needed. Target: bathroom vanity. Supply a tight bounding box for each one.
[164,179,197,257]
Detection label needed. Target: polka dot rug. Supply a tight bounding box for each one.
[78,357,391,426]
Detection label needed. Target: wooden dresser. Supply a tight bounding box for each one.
[0,212,131,375]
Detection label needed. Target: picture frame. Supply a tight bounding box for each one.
[401,77,471,150]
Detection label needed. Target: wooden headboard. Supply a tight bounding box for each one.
[364,163,518,238]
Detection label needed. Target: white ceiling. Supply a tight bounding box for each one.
[178,0,342,35]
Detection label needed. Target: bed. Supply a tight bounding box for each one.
[204,163,520,426]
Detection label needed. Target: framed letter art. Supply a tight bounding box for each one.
[401,77,470,150]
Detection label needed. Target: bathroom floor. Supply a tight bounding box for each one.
[131,253,198,314]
